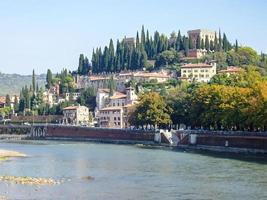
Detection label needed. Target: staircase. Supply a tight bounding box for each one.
[161,130,179,146]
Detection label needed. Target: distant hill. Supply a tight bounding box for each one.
[0,73,46,96]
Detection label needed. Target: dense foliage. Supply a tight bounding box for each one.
[130,68,267,131]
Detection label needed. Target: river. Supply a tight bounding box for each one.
[0,141,267,200]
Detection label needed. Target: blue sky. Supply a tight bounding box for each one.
[0,0,266,75]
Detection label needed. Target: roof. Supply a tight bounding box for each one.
[63,105,87,110]
[133,72,170,78]
[110,92,127,100]
[98,88,110,93]
[181,63,213,69]
[100,106,123,111]
[218,67,243,73]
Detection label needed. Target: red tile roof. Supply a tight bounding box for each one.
[181,63,213,68]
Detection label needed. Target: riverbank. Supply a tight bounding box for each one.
[0,149,26,160]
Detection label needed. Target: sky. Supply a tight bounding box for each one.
[0,0,266,75]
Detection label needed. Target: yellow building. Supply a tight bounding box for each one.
[181,62,217,83]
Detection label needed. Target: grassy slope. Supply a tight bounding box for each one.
[0,73,46,96]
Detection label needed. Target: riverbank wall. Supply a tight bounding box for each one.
[175,130,267,154]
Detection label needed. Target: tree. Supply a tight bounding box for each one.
[5,94,11,107]
[205,35,210,51]
[129,92,172,129]
[155,49,180,68]
[32,69,36,93]
[77,87,96,110]
[46,69,53,89]
[78,54,85,75]
[201,38,204,49]
[196,35,201,49]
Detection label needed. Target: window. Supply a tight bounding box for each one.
[118,122,121,126]
[113,103,115,106]
[122,103,125,106]
[194,75,198,78]
[206,74,209,78]
[114,117,116,120]
[194,70,198,73]
[183,70,187,73]
[200,70,204,73]
[117,103,119,106]
[118,117,120,120]
[205,70,208,72]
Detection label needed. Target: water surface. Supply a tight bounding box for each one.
[0,141,266,200]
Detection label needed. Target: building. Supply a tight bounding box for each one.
[180,62,217,83]
[75,71,172,92]
[62,105,89,125]
[218,66,243,76]
[187,29,216,48]
[99,106,124,128]
[65,92,81,101]
[124,37,135,47]
[96,87,138,128]
[187,49,207,58]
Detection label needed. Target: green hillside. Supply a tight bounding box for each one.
[0,73,46,96]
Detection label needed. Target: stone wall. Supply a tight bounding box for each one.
[46,125,155,141]
[0,125,30,135]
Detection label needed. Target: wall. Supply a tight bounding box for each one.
[46,125,155,142]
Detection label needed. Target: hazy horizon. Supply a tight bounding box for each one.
[0,0,266,75]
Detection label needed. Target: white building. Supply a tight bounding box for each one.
[180,62,217,83]
[62,105,89,125]
[65,92,81,101]
[96,87,137,128]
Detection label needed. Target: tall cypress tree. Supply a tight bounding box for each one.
[201,38,204,49]
[214,32,218,51]
[205,35,210,51]
[78,54,85,74]
[108,39,115,72]
[176,30,181,51]
[46,69,52,89]
[32,69,36,93]
[196,35,201,49]
[218,29,222,51]
[136,31,140,49]
[103,46,109,72]
[141,25,146,47]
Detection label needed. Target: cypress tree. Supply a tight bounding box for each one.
[201,38,204,49]
[196,35,201,49]
[108,39,115,72]
[103,46,109,72]
[218,29,222,51]
[78,54,85,75]
[141,25,146,47]
[210,40,214,51]
[32,69,36,93]
[205,35,210,51]
[136,31,140,49]
[5,94,11,107]
[184,37,189,56]
[222,33,228,51]
[176,30,181,51]
[46,69,53,89]
[214,32,218,51]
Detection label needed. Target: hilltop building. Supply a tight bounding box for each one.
[180,62,217,83]
[218,66,243,76]
[75,70,171,92]
[187,29,216,48]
